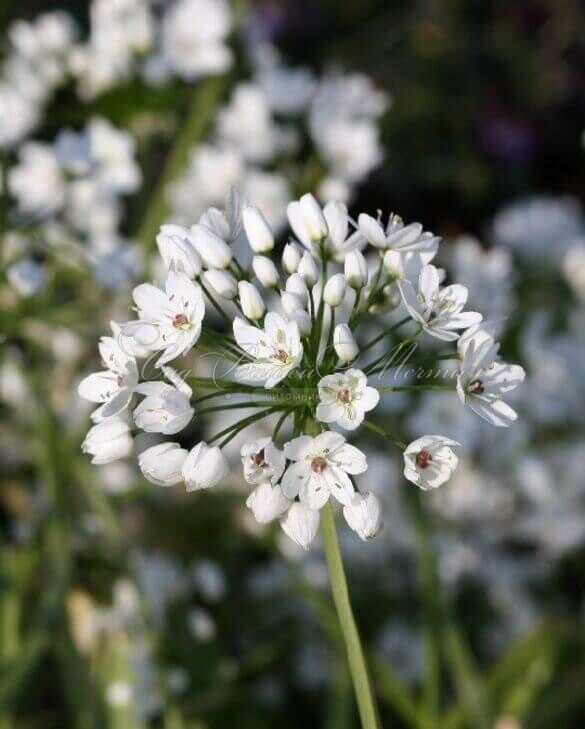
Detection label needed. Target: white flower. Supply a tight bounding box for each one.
[241,437,285,485]
[562,245,585,301]
[343,492,383,541]
[280,502,320,549]
[243,205,274,253]
[252,255,279,288]
[138,442,188,486]
[87,118,141,195]
[233,312,303,388]
[6,259,46,297]
[132,271,205,366]
[323,201,365,259]
[246,482,291,524]
[190,222,233,269]
[78,332,139,418]
[8,142,65,216]
[358,212,439,253]
[457,328,526,427]
[323,273,347,308]
[202,269,238,299]
[82,419,133,465]
[282,242,303,274]
[134,369,194,434]
[282,431,367,509]
[182,442,229,491]
[287,193,329,249]
[297,251,319,286]
[160,0,232,80]
[156,224,202,278]
[238,281,265,320]
[333,324,359,362]
[383,247,438,282]
[316,369,379,430]
[399,264,482,341]
[403,436,459,490]
[345,249,368,289]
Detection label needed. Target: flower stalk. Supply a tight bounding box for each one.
[320,502,382,729]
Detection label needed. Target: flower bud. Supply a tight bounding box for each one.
[285,273,308,303]
[203,269,238,299]
[242,205,274,253]
[323,273,347,308]
[333,323,359,362]
[287,193,328,248]
[138,442,188,486]
[282,242,303,274]
[190,223,233,269]
[280,502,320,549]
[298,251,319,286]
[156,224,202,278]
[246,482,291,524]
[280,291,304,317]
[343,492,383,541]
[199,207,231,241]
[82,419,132,464]
[182,442,229,491]
[238,281,265,320]
[382,249,402,279]
[291,309,311,336]
[133,386,194,435]
[252,255,279,288]
[344,249,368,289]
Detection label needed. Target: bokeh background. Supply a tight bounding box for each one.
[1,1,585,728]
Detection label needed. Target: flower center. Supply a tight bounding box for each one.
[337,387,352,404]
[253,449,266,467]
[416,450,433,469]
[172,313,190,329]
[116,375,125,388]
[273,348,289,363]
[311,456,328,473]
[468,378,484,394]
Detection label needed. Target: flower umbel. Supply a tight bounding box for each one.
[80,187,525,544]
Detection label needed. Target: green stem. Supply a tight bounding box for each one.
[362,419,406,450]
[198,277,233,327]
[136,77,224,252]
[361,316,410,353]
[320,504,381,729]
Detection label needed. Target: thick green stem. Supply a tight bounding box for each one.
[320,504,382,729]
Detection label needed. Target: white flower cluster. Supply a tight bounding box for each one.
[79,189,525,549]
[0,0,233,141]
[170,57,389,230]
[5,117,142,293]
